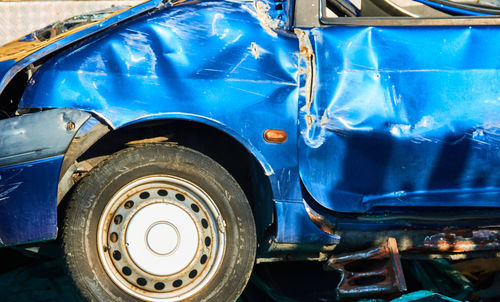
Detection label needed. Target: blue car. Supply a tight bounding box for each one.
[1,0,500,300]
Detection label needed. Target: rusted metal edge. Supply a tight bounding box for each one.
[326,237,407,298]
[295,28,322,149]
[304,202,500,255]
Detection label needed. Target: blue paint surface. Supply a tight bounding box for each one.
[20,0,302,202]
[0,157,62,246]
[275,200,339,244]
[300,26,500,213]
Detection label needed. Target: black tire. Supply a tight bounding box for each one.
[62,144,256,301]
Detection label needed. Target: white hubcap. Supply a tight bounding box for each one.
[126,203,199,276]
[147,222,179,255]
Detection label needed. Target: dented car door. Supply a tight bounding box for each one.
[298,13,500,213]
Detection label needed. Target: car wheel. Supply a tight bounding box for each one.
[62,144,256,301]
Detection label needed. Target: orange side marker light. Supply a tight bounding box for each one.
[264,129,287,143]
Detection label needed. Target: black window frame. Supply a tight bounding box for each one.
[318,0,500,26]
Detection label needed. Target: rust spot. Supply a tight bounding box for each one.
[304,202,336,234]
[305,114,314,127]
[251,42,260,59]
[295,28,320,147]
[126,136,169,145]
[326,237,407,298]
[67,121,75,131]
[423,229,500,253]
[295,29,315,114]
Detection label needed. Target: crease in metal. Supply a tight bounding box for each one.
[299,25,500,214]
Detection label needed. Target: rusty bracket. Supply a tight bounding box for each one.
[325,237,407,298]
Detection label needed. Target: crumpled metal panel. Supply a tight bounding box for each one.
[20,0,302,202]
[0,109,90,167]
[260,0,293,29]
[299,26,500,213]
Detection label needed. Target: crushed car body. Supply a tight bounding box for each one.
[1,0,500,300]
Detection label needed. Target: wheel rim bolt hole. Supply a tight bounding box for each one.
[124,200,134,209]
[201,219,208,228]
[122,266,132,276]
[157,189,168,197]
[113,250,122,261]
[154,282,165,290]
[191,204,199,212]
[205,237,211,247]
[175,193,185,201]
[137,278,147,287]
[139,192,150,199]
[173,279,182,288]
[189,270,197,279]
[110,232,118,243]
[114,215,123,225]
[200,254,207,264]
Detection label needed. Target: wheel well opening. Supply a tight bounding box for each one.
[70,119,275,243]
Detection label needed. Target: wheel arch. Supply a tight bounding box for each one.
[58,115,276,243]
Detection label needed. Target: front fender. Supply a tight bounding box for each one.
[0,108,90,246]
[19,0,302,202]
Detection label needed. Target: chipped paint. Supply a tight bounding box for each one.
[250,42,260,59]
[243,1,279,37]
[295,28,321,148]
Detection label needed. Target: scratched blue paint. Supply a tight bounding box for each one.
[0,157,61,246]
[299,26,500,213]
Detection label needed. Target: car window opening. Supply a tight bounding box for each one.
[325,0,500,18]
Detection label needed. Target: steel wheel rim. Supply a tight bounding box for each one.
[97,175,226,301]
